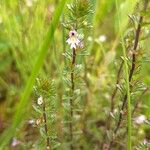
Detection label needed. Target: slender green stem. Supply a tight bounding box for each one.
[115,0,131,150]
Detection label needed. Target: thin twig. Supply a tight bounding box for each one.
[102,61,123,148]
[111,61,124,114]
[108,1,149,149]
[69,48,76,150]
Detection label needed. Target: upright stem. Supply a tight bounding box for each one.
[116,0,131,149]
[43,101,50,149]
[108,0,148,149]
[70,48,76,150]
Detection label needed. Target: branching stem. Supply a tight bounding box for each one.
[108,0,148,149]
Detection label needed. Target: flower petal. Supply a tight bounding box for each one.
[71,43,76,49]
[66,38,71,44]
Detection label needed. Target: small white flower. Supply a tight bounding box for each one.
[66,30,80,49]
[28,119,35,125]
[37,96,43,105]
[98,35,107,42]
[143,139,148,145]
[135,115,146,125]
[11,138,21,147]
[26,0,33,7]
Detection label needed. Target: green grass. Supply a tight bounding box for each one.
[115,0,132,149]
[0,0,67,148]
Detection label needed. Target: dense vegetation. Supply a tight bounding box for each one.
[0,0,150,150]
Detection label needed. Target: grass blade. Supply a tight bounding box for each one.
[115,0,132,149]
